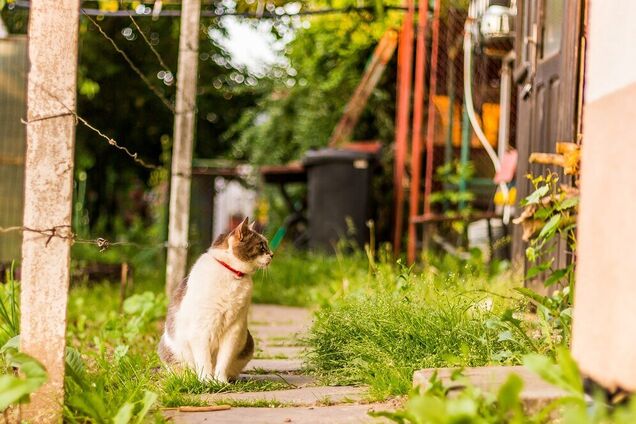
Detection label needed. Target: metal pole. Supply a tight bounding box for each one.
[497,51,515,160]
[166,0,201,295]
[392,0,415,256]
[421,0,441,251]
[406,0,429,264]
[20,0,80,421]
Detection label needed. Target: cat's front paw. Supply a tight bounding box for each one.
[213,371,229,383]
[197,370,214,382]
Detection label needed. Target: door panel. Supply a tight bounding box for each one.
[512,0,583,274]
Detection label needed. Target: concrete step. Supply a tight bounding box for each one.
[200,385,367,407]
[413,365,568,410]
[246,359,305,373]
[164,403,391,424]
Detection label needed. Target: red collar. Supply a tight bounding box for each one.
[215,258,245,278]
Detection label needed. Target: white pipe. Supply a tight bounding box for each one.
[463,21,511,224]
[498,51,515,161]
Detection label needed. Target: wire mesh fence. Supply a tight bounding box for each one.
[422,2,516,209]
[0,36,27,262]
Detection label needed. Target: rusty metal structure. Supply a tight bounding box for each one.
[393,0,518,262]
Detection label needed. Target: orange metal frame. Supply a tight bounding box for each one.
[392,0,415,256]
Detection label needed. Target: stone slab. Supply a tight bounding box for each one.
[246,359,305,373]
[255,346,306,360]
[201,385,367,406]
[413,365,568,410]
[164,404,391,424]
[250,304,313,326]
[238,373,317,387]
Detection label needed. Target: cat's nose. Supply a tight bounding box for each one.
[269,252,274,258]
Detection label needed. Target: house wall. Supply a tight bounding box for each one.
[571,0,636,391]
[0,36,27,263]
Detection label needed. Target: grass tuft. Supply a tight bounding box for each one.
[161,369,291,395]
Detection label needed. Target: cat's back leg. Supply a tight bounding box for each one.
[226,329,254,380]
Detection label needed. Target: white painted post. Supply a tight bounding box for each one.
[166,0,201,295]
[20,0,80,421]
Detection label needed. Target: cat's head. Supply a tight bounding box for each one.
[213,217,273,269]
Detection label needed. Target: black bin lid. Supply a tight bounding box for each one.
[302,148,377,167]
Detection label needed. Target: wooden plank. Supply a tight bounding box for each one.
[20,0,80,421]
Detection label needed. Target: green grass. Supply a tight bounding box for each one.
[61,262,293,422]
[3,246,562,420]
[161,369,290,395]
[252,248,369,306]
[304,254,552,399]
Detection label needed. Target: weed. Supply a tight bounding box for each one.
[305,256,548,399]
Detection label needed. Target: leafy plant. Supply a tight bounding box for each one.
[514,142,581,301]
[0,341,47,414]
[429,160,476,236]
[0,263,20,348]
[377,348,636,423]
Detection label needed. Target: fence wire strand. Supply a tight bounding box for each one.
[22,82,162,170]
[82,10,176,113]
[127,14,173,75]
[0,225,178,252]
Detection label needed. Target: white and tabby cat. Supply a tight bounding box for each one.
[158,217,273,382]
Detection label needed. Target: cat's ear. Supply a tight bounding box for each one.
[236,217,250,241]
[248,221,256,231]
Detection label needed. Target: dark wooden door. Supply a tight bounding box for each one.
[512,0,584,273]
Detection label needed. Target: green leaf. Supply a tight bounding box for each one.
[497,330,514,342]
[65,346,86,381]
[557,196,579,211]
[133,390,158,424]
[556,347,583,393]
[0,351,47,411]
[523,349,584,397]
[497,373,524,414]
[113,402,134,424]
[0,335,19,354]
[514,287,551,309]
[538,215,562,240]
[525,259,553,279]
[524,185,549,205]
[544,266,571,287]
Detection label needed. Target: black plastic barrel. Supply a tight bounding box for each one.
[303,148,377,252]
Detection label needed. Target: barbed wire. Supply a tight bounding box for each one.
[23,82,162,170]
[0,225,180,252]
[127,14,173,75]
[82,10,176,113]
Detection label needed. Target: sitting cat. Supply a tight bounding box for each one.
[158,217,273,382]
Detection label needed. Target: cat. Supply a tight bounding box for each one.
[158,217,273,382]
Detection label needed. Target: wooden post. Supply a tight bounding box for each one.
[20,0,80,421]
[166,0,201,295]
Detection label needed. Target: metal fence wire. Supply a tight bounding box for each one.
[425,3,517,207]
[0,36,27,262]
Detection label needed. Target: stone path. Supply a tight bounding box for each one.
[164,304,391,423]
